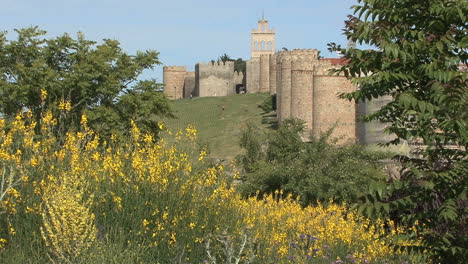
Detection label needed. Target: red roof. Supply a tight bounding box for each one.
[322,58,349,66]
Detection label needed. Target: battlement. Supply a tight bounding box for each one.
[276,49,320,62]
[235,71,244,77]
[163,65,187,72]
[196,61,235,68]
[321,58,349,66]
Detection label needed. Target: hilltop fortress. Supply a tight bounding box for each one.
[163,18,393,145]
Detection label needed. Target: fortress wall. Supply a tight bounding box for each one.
[163,66,187,99]
[275,52,284,120]
[291,51,318,137]
[183,72,196,98]
[356,101,367,144]
[269,54,277,95]
[234,71,244,87]
[312,66,357,144]
[362,96,396,144]
[246,58,260,93]
[259,54,270,93]
[279,55,292,123]
[196,61,236,97]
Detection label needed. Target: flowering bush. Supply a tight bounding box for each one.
[0,111,422,263]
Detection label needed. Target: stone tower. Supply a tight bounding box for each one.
[163,66,187,99]
[251,16,275,58]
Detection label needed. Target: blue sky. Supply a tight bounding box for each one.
[1,0,357,81]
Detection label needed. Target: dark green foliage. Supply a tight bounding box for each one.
[233,58,246,74]
[238,119,390,206]
[0,27,173,138]
[258,94,276,112]
[216,53,246,74]
[329,0,467,261]
[218,53,233,63]
[87,80,174,139]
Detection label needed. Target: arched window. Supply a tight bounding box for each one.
[267,41,272,51]
[261,41,265,51]
[261,25,265,32]
[254,41,259,51]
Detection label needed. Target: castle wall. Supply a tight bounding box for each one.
[259,54,270,93]
[279,55,292,123]
[361,96,396,144]
[275,52,283,120]
[183,72,196,98]
[163,66,186,99]
[270,50,359,144]
[196,61,237,97]
[290,50,317,137]
[246,57,260,93]
[312,69,357,144]
[234,71,244,91]
[269,54,277,95]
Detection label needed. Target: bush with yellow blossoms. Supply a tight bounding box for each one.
[0,111,423,263]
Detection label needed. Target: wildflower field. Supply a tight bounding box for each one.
[0,111,422,263]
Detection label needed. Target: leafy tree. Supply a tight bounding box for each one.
[87,80,174,138]
[218,53,233,63]
[216,54,246,73]
[329,0,467,261]
[238,119,390,206]
[0,27,172,137]
[233,58,246,74]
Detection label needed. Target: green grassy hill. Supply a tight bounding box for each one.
[161,93,273,160]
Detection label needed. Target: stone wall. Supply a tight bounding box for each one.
[270,50,358,143]
[246,57,260,93]
[269,54,277,95]
[183,72,196,98]
[196,61,237,97]
[234,71,244,91]
[359,96,396,144]
[259,54,270,93]
[163,66,186,99]
[290,51,316,137]
[313,74,356,144]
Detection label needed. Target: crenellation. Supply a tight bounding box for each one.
[162,17,393,146]
[163,65,187,99]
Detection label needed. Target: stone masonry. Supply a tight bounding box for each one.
[163,17,391,145]
[163,62,243,99]
[162,66,187,100]
[195,61,241,97]
[247,47,391,144]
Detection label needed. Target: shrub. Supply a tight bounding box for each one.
[238,119,391,205]
[0,112,418,263]
[258,94,276,112]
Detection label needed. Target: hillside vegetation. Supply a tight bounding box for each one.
[161,93,272,160]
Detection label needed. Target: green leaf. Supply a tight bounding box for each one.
[436,42,444,53]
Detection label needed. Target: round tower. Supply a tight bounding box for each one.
[163,66,187,99]
[259,54,270,93]
[275,51,284,120]
[279,53,292,123]
[312,59,357,144]
[290,49,319,137]
[269,54,277,95]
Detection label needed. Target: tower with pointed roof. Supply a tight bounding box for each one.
[251,14,275,58]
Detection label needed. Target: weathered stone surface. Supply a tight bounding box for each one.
[164,19,393,146]
[163,66,186,99]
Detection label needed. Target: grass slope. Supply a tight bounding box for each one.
[162,93,272,161]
